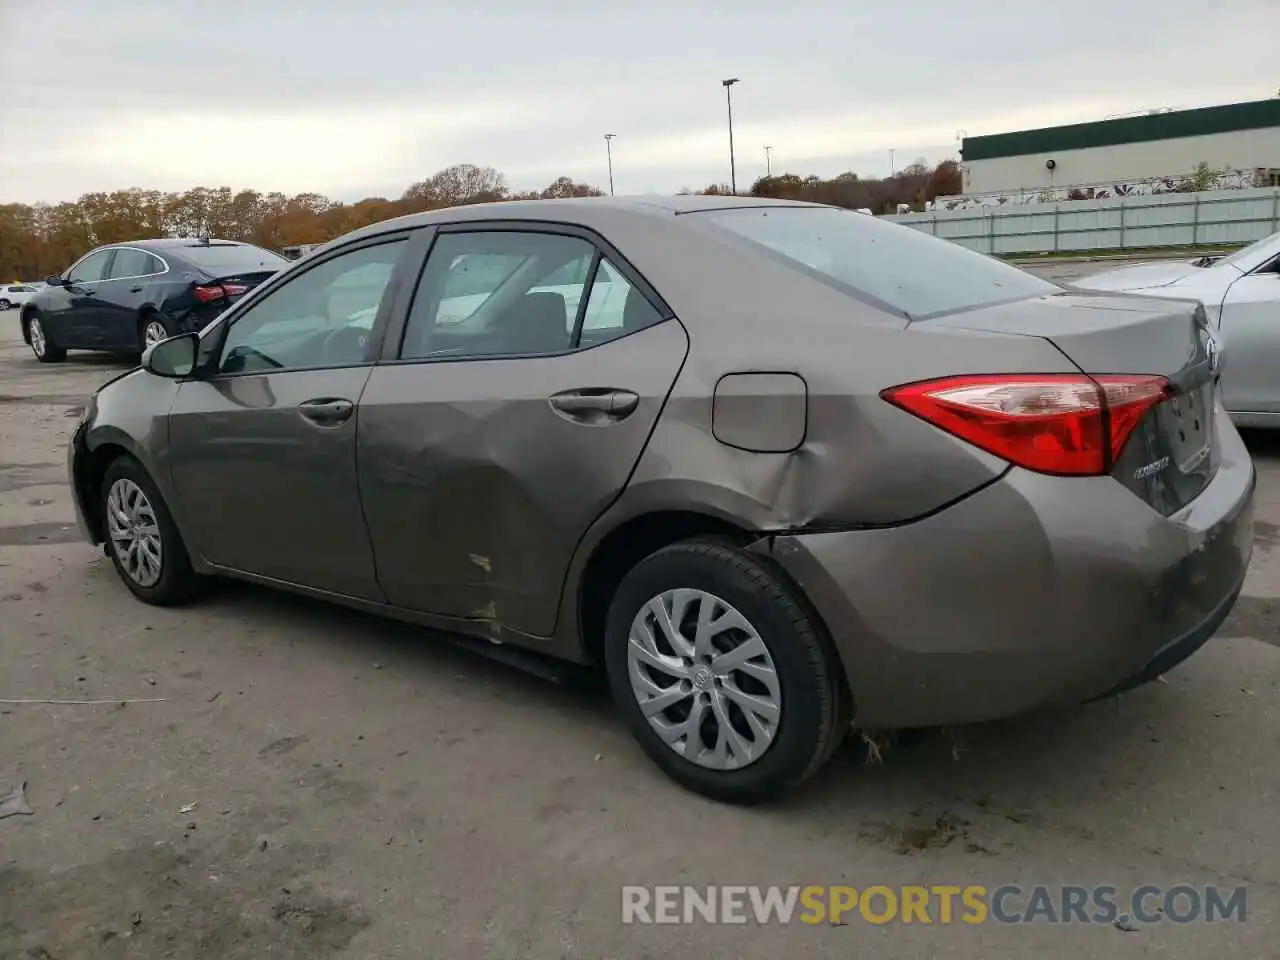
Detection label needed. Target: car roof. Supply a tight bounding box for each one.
[108,238,252,251]
[334,195,828,247]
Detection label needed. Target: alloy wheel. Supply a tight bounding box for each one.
[626,588,782,770]
[143,320,169,348]
[28,318,46,358]
[106,478,164,587]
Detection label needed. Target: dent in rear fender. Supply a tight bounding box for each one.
[765,447,1255,728]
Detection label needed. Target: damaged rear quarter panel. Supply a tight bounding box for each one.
[618,321,1078,532]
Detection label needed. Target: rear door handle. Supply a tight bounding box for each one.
[130,286,143,293]
[297,398,354,426]
[548,388,640,422]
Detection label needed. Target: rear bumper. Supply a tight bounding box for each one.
[769,408,1256,728]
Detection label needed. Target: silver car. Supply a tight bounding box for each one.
[1073,229,1280,427]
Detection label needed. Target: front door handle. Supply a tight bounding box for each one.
[130,286,143,293]
[548,388,640,423]
[297,397,354,426]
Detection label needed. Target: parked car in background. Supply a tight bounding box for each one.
[20,238,290,363]
[1072,228,1280,427]
[68,197,1253,804]
[0,283,40,311]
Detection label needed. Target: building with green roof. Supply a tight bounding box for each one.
[958,97,1280,196]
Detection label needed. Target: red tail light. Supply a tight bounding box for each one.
[192,283,226,303]
[881,373,1169,476]
[221,283,248,296]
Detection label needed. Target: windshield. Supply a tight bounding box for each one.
[1213,229,1280,272]
[177,243,289,276]
[699,206,1059,320]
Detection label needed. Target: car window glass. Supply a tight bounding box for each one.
[177,243,290,276]
[578,258,663,344]
[67,251,111,284]
[108,249,154,279]
[402,231,596,360]
[218,239,406,375]
[700,206,1059,320]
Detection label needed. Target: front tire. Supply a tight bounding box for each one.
[604,540,847,805]
[0,298,11,310]
[26,313,66,363]
[100,456,201,606]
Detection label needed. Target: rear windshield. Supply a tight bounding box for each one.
[177,243,289,276]
[699,206,1059,320]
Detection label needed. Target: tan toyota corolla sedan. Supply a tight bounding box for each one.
[68,196,1255,804]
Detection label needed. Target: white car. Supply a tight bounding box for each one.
[1072,229,1280,427]
[0,284,40,310]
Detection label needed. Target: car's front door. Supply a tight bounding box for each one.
[166,235,413,598]
[357,225,689,637]
[48,249,115,346]
[1219,260,1280,414]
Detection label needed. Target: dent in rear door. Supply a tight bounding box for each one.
[357,319,689,637]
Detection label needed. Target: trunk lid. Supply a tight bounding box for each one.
[926,291,1222,515]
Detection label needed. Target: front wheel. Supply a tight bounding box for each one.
[0,299,11,310]
[100,455,202,606]
[26,314,66,363]
[604,540,847,805]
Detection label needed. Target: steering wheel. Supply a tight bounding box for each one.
[320,325,371,364]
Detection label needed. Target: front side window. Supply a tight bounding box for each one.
[699,206,1059,320]
[67,250,112,284]
[218,239,406,375]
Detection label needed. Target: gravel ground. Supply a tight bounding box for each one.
[2,281,1278,958]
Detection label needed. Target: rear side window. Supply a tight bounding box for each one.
[108,249,163,279]
[177,243,289,276]
[699,206,1059,320]
[400,230,664,360]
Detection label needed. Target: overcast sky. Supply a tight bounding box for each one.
[1,0,1276,205]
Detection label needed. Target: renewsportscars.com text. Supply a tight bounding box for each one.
[621,884,1246,926]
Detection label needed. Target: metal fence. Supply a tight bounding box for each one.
[885,186,1280,255]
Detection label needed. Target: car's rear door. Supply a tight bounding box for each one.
[166,233,415,599]
[99,247,162,348]
[357,222,689,637]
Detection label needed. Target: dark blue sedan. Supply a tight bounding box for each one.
[20,238,289,363]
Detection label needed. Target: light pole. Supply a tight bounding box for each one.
[889,148,895,177]
[722,78,740,194]
[604,133,616,196]
[764,145,773,177]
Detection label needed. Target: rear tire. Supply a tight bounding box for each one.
[26,313,66,363]
[100,455,201,606]
[604,539,847,805]
[139,312,177,353]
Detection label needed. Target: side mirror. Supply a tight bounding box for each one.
[143,331,198,378]
[45,276,65,287]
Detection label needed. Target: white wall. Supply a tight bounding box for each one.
[885,186,1280,256]
[963,127,1280,194]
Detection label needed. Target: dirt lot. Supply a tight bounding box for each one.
[2,284,1279,957]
